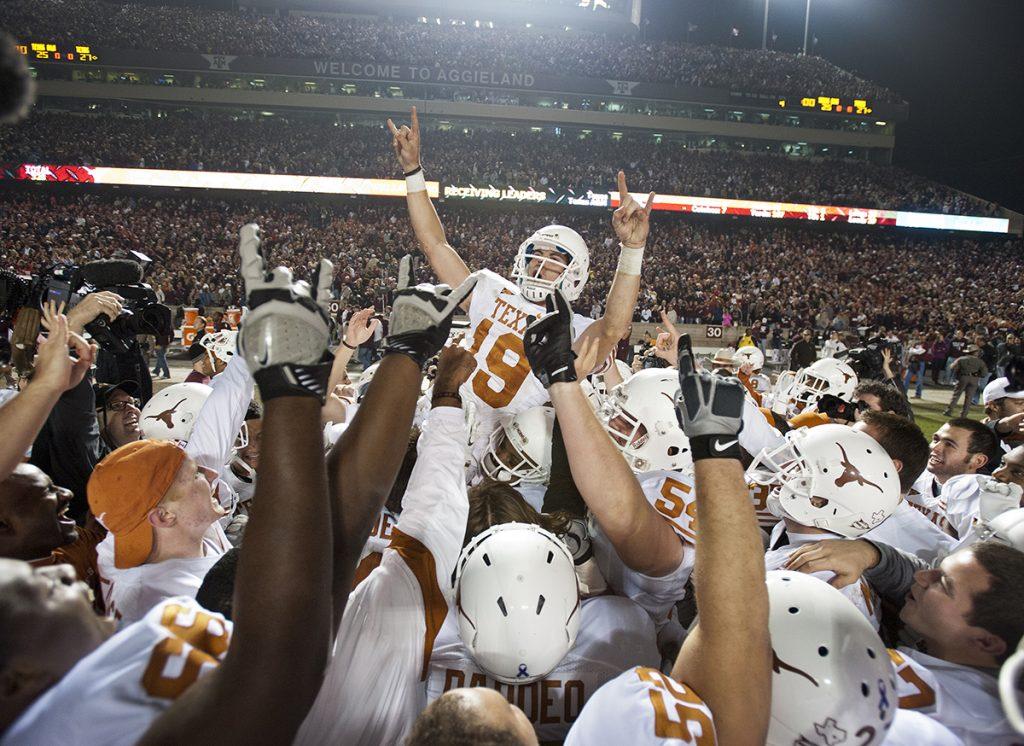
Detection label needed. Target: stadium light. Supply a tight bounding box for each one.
[802,0,812,55]
[762,0,771,50]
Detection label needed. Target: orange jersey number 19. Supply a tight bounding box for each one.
[468,317,532,409]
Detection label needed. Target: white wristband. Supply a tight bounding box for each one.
[616,243,645,276]
[405,170,427,194]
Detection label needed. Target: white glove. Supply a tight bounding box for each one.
[979,476,1024,524]
[236,223,335,400]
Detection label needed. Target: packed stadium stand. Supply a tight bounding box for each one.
[6,0,901,101]
[3,191,1020,331]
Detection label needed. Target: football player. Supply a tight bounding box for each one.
[787,536,1024,743]
[751,422,901,627]
[386,107,653,430]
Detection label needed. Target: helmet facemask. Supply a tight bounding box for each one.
[481,427,544,486]
[512,230,589,303]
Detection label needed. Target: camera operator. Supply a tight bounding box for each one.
[29,295,142,522]
[0,306,95,483]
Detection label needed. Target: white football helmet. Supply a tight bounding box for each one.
[453,523,581,684]
[750,424,900,537]
[199,329,237,367]
[766,571,897,744]
[511,224,590,303]
[481,407,555,486]
[140,382,212,443]
[789,358,858,413]
[734,345,765,372]
[599,369,692,473]
[356,362,379,402]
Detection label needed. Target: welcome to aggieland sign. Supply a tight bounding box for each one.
[37,46,731,104]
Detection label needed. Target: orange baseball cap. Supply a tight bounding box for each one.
[88,439,186,569]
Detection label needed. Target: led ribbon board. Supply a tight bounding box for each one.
[2,164,440,198]
[610,192,1010,235]
[2,165,1007,234]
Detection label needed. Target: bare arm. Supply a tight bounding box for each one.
[387,106,471,289]
[672,459,770,746]
[327,352,422,623]
[549,378,683,577]
[325,307,379,395]
[1,312,93,482]
[670,339,771,746]
[576,171,653,364]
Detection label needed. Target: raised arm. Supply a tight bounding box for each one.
[142,225,335,745]
[576,171,653,363]
[528,293,682,576]
[387,106,471,289]
[2,310,94,483]
[670,336,771,746]
[326,261,477,624]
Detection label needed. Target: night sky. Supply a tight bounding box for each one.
[644,0,1024,213]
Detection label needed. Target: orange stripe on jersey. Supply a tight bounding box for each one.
[352,551,383,590]
[389,527,449,681]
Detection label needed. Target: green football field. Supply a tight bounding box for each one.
[909,395,987,440]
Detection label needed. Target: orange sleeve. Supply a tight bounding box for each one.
[758,407,776,428]
[389,527,450,681]
[787,411,831,429]
[736,371,763,406]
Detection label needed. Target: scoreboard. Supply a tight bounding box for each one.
[777,95,874,116]
[16,41,99,63]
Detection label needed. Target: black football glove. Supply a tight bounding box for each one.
[676,334,744,461]
[382,255,478,369]
[237,223,335,402]
[523,288,578,388]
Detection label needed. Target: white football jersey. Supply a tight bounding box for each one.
[862,499,957,563]
[295,407,468,746]
[764,528,881,630]
[464,269,593,418]
[3,598,230,746]
[426,595,659,742]
[96,522,231,625]
[564,666,715,745]
[884,709,964,745]
[591,470,697,626]
[906,473,984,540]
[516,482,548,513]
[888,647,1020,745]
[906,472,957,536]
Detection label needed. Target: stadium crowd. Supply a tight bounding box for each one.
[7,0,901,101]
[2,190,1019,337]
[2,111,991,215]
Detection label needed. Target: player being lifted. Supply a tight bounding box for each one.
[387,107,654,421]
